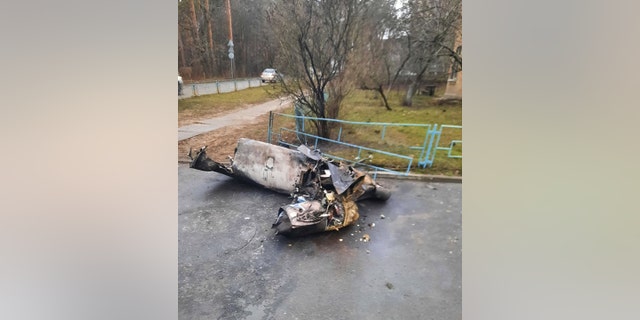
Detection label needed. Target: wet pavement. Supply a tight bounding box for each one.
[179,164,461,320]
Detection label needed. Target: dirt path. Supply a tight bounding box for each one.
[177,98,293,163]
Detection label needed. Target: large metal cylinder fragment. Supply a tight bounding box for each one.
[188,138,391,237]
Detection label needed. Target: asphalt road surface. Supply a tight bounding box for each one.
[179,164,461,320]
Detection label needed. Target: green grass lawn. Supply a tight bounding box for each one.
[273,89,462,176]
[340,90,462,176]
[178,86,282,125]
[179,86,462,176]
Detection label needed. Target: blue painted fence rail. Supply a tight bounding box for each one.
[267,111,461,176]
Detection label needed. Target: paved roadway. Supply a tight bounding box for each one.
[179,164,461,320]
[180,78,267,99]
[178,97,292,141]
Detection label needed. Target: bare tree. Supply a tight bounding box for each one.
[204,0,215,73]
[178,0,207,79]
[178,27,186,69]
[176,0,462,107]
[230,0,278,76]
[346,0,462,110]
[399,0,462,106]
[268,0,368,138]
[349,0,398,110]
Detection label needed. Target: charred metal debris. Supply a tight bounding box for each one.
[189,138,391,237]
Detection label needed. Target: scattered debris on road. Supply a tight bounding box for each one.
[189,138,391,237]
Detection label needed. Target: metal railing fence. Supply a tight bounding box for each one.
[267,111,462,177]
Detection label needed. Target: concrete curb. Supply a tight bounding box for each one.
[177,160,461,183]
[374,172,462,183]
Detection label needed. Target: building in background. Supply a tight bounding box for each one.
[444,31,462,98]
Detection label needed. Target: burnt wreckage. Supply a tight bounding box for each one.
[189,138,391,236]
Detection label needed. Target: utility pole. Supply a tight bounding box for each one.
[226,0,235,79]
